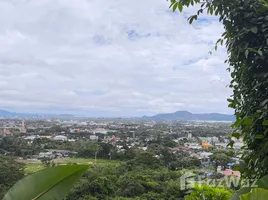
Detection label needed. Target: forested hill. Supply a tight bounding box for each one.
[144,111,235,121]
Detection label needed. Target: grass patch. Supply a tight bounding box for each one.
[25,163,45,175]
[24,158,120,175]
[54,157,120,165]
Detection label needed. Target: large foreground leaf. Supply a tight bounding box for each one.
[230,174,268,200]
[240,188,268,200]
[229,187,251,200]
[3,165,89,200]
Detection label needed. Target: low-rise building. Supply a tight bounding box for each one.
[53,135,67,141]
[90,135,99,141]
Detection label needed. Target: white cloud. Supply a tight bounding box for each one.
[0,0,232,117]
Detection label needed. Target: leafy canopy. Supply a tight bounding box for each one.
[169,0,268,179]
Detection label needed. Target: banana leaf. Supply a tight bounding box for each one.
[3,165,89,200]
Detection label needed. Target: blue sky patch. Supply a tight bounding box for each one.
[127,30,151,40]
[92,34,111,45]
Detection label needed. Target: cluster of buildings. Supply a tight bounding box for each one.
[0,118,243,178]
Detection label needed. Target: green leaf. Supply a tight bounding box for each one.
[248,48,258,53]
[230,187,251,200]
[189,15,197,24]
[215,8,219,15]
[209,6,213,15]
[256,174,268,189]
[172,3,178,12]
[3,165,89,200]
[197,8,203,15]
[232,132,241,139]
[216,38,221,44]
[240,188,268,200]
[227,140,234,148]
[169,2,175,8]
[261,99,268,106]
[255,134,264,139]
[230,175,268,200]
[189,16,194,24]
[178,2,183,12]
[264,128,268,136]
[227,98,233,103]
[258,50,263,56]
[250,27,258,34]
[190,0,194,6]
[262,120,268,126]
[243,118,253,125]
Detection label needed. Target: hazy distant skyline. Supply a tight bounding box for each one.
[0,0,232,117]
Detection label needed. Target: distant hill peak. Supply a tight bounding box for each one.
[147,110,234,121]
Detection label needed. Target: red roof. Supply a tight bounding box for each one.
[223,169,241,177]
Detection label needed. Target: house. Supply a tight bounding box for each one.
[0,129,12,136]
[24,135,38,140]
[199,152,213,159]
[202,141,211,149]
[223,169,241,177]
[39,135,52,139]
[70,128,80,133]
[169,146,189,152]
[185,143,202,150]
[92,128,109,134]
[104,135,120,146]
[176,137,188,141]
[38,152,54,159]
[207,137,219,143]
[139,147,148,151]
[90,135,99,141]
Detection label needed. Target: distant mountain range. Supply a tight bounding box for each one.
[0,109,234,121]
[144,111,235,121]
[0,109,74,117]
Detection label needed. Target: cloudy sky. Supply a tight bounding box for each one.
[0,0,232,117]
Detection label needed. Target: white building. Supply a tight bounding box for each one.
[199,152,213,159]
[24,135,38,140]
[90,135,99,141]
[188,133,192,139]
[92,128,109,134]
[139,147,148,151]
[185,143,202,150]
[53,135,67,141]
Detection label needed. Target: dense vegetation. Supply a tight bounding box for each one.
[0,155,24,199]
[65,158,230,200]
[170,0,268,180]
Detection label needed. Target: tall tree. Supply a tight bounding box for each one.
[169,0,268,179]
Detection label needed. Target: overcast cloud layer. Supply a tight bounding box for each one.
[0,0,232,117]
